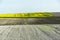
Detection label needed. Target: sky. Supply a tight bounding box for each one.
[0,0,60,13]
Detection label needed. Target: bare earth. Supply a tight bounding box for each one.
[0,18,60,24]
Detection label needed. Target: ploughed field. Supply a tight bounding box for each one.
[0,25,60,40]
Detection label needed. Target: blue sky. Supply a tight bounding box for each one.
[0,0,60,13]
